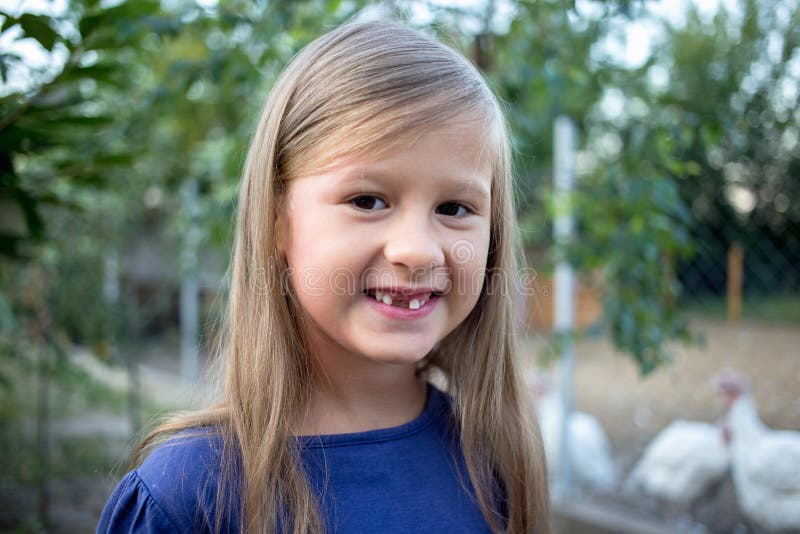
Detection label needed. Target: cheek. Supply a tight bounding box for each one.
[283,227,330,307]
[284,231,363,308]
[288,262,327,302]
[282,217,327,280]
[447,230,491,303]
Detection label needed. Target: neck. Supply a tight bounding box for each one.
[729,393,765,446]
[294,334,428,436]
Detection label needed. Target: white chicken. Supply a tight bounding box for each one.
[526,370,617,491]
[624,419,730,505]
[716,370,800,532]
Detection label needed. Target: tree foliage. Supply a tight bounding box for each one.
[0,0,175,259]
[0,0,797,377]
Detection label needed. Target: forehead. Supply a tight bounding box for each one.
[314,119,495,195]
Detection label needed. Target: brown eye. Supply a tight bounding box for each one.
[351,195,387,211]
[436,202,470,217]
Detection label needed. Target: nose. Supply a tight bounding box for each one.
[382,213,445,273]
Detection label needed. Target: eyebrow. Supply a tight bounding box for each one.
[337,170,491,201]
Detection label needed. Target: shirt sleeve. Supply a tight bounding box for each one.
[96,431,231,534]
[97,471,179,534]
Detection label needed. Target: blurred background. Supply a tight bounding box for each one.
[0,0,798,532]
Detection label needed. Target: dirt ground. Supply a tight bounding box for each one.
[520,316,800,533]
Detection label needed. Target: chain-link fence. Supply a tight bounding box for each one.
[677,204,800,323]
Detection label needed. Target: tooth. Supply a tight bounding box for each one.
[376,291,383,300]
[409,299,420,310]
[382,294,393,305]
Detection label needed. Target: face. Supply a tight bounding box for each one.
[277,119,493,369]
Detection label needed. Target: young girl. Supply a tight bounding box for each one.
[98,16,549,534]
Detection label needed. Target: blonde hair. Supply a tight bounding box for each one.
[136,17,549,533]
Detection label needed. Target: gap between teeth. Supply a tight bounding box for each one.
[372,291,429,310]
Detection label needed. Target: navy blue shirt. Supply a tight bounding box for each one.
[97,384,497,533]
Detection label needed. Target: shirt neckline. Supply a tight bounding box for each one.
[295,383,448,449]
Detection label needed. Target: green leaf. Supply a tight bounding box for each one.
[18,14,59,51]
[1,13,18,34]
[46,115,114,127]
[59,62,124,87]
[79,0,161,39]
[92,152,134,166]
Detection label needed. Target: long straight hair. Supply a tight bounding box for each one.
[136,17,550,533]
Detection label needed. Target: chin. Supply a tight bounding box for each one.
[362,346,433,366]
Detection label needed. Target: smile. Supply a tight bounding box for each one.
[363,289,439,310]
[362,289,441,318]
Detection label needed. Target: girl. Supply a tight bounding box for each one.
[98,16,549,534]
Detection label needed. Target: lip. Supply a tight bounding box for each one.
[364,293,440,319]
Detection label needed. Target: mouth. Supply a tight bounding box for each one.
[362,289,443,310]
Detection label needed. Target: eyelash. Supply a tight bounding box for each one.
[349,195,474,217]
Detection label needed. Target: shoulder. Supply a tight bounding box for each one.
[97,428,236,534]
[136,428,225,496]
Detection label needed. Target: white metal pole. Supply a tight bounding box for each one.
[180,179,200,384]
[553,115,577,500]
